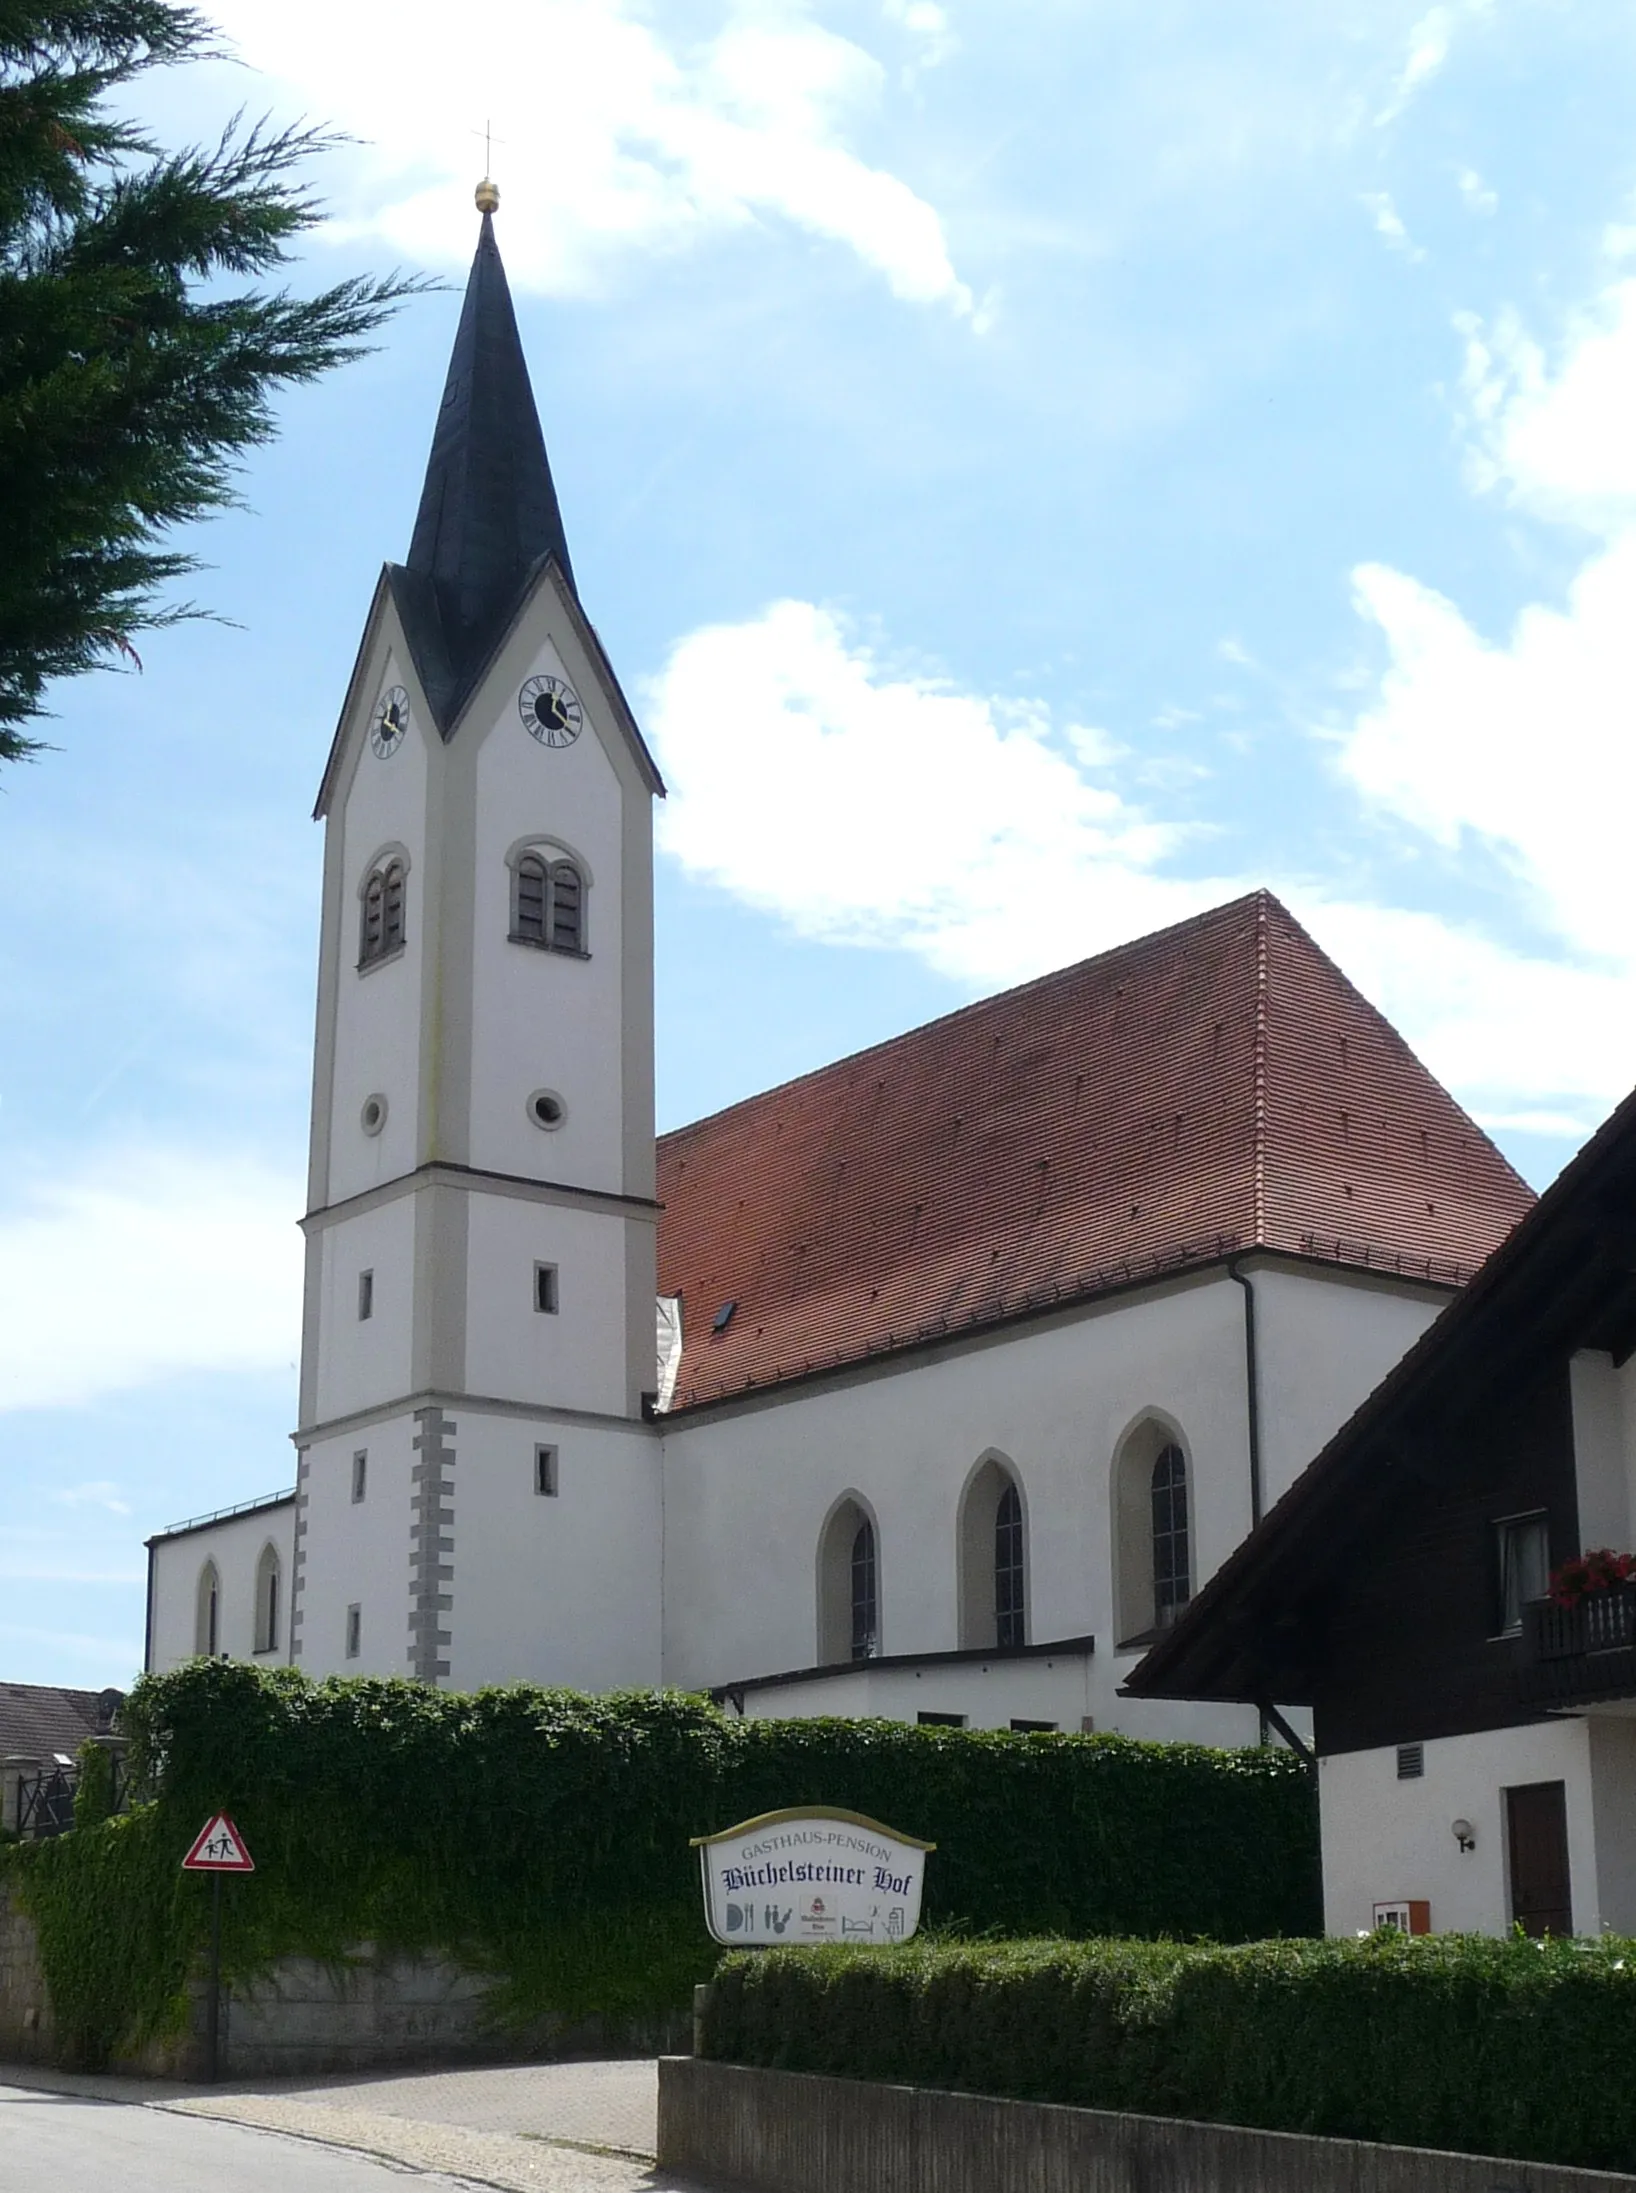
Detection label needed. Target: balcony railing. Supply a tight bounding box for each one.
[1520,1584,1636,1708]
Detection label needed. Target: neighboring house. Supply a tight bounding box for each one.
[1125,1082,1636,1938]
[143,189,1535,1742]
[0,1683,124,1835]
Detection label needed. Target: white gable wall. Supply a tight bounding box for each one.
[147,1501,297,1673]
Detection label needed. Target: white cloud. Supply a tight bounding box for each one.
[0,1147,302,1414]
[54,1482,134,1518]
[1361,190,1425,261]
[1457,283,1636,527]
[1456,166,1497,216]
[1376,3,1488,125]
[649,598,1634,1117]
[202,0,970,312]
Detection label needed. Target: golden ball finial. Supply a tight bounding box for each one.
[475,177,500,214]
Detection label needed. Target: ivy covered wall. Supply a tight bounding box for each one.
[2,1661,1318,2067]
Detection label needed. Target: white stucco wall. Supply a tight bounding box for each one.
[1319,1720,1612,1937]
[735,1650,1257,1743]
[462,1196,632,1415]
[309,1195,417,1426]
[1251,1263,1446,1505]
[327,643,430,1209]
[467,636,628,1194]
[147,1499,297,1674]
[444,1411,662,1690]
[295,1423,418,1678]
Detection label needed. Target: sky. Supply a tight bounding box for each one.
[6,0,1636,1687]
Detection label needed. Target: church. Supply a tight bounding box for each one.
[143,189,1536,1746]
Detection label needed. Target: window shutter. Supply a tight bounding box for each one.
[549,861,583,953]
[515,854,547,941]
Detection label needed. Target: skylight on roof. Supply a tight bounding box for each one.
[713,1300,737,1333]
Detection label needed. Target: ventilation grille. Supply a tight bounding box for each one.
[1396,1742,1425,1781]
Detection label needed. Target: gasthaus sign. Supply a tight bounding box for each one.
[692,1806,935,1946]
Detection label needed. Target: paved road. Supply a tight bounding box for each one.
[0,2061,722,2192]
[2,2083,480,2191]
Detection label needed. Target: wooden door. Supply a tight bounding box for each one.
[1507,1780,1571,1936]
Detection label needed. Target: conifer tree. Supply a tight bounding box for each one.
[0,0,429,761]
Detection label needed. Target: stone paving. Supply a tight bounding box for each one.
[0,2056,717,2192]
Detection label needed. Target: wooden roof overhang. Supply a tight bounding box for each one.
[1123,1081,1636,1710]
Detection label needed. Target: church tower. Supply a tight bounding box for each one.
[290,184,665,1688]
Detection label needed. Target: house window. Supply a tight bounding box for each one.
[535,1445,559,1497]
[850,1517,878,1661]
[1011,1718,1057,1733]
[511,854,586,955]
[917,1711,966,1727]
[351,1450,368,1504]
[995,1481,1026,1646]
[1496,1512,1550,1634]
[345,1604,362,1660]
[1152,1442,1191,1628]
[534,1263,559,1315]
[254,1545,281,1655]
[358,1270,374,1321]
[195,1562,221,1657]
[360,858,406,966]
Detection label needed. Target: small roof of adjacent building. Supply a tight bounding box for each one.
[1123,1077,1636,1711]
[0,1682,122,1762]
[656,890,1534,1414]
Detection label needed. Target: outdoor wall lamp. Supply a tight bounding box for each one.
[1451,1819,1476,1854]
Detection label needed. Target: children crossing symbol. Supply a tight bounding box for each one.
[181,1812,255,1872]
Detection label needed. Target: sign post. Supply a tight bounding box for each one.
[181,1813,255,2081]
[691,1807,934,1947]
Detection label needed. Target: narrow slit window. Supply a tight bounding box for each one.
[535,1445,559,1497]
[534,1263,559,1315]
[345,1604,362,1660]
[351,1450,368,1504]
[358,1270,374,1321]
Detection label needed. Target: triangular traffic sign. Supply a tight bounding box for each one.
[181,1812,255,1873]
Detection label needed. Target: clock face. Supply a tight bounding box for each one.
[370,686,409,759]
[519,673,584,749]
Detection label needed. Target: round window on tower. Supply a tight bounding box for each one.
[527,1089,567,1132]
[360,1094,388,1137]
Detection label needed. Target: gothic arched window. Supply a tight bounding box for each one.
[958,1455,1027,1649]
[255,1543,282,1655]
[995,1480,1026,1647]
[850,1517,879,1662]
[360,857,406,966]
[510,852,587,955]
[818,1496,880,1664]
[195,1561,221,1658]
[1151,1442,1191,1629]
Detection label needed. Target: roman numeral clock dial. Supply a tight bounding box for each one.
[519,674,584,748]
[370,686,409,758]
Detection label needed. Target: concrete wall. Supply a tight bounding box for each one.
[658,2058,1635,2193]
[0,1880,674,2079]
[1319,1718,1623,1937]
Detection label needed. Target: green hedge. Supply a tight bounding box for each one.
[705,1935,1636,2174]
[2,1659,1317,2065]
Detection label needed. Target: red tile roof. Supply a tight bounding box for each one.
[655,891,1535,1413]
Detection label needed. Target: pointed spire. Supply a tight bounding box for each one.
[403,183,574,714]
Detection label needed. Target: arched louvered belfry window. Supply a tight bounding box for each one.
[850,1517,879,1661]
[995,1481,1026,1646]
[196,1562,221,1658]
[514,852,548,943]
[360,857,407,966]
[1151,1442,1191,1628]
[510,849,587,956]
[548,860,583,953]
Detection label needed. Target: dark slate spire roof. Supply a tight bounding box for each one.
[400,205,573,724]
